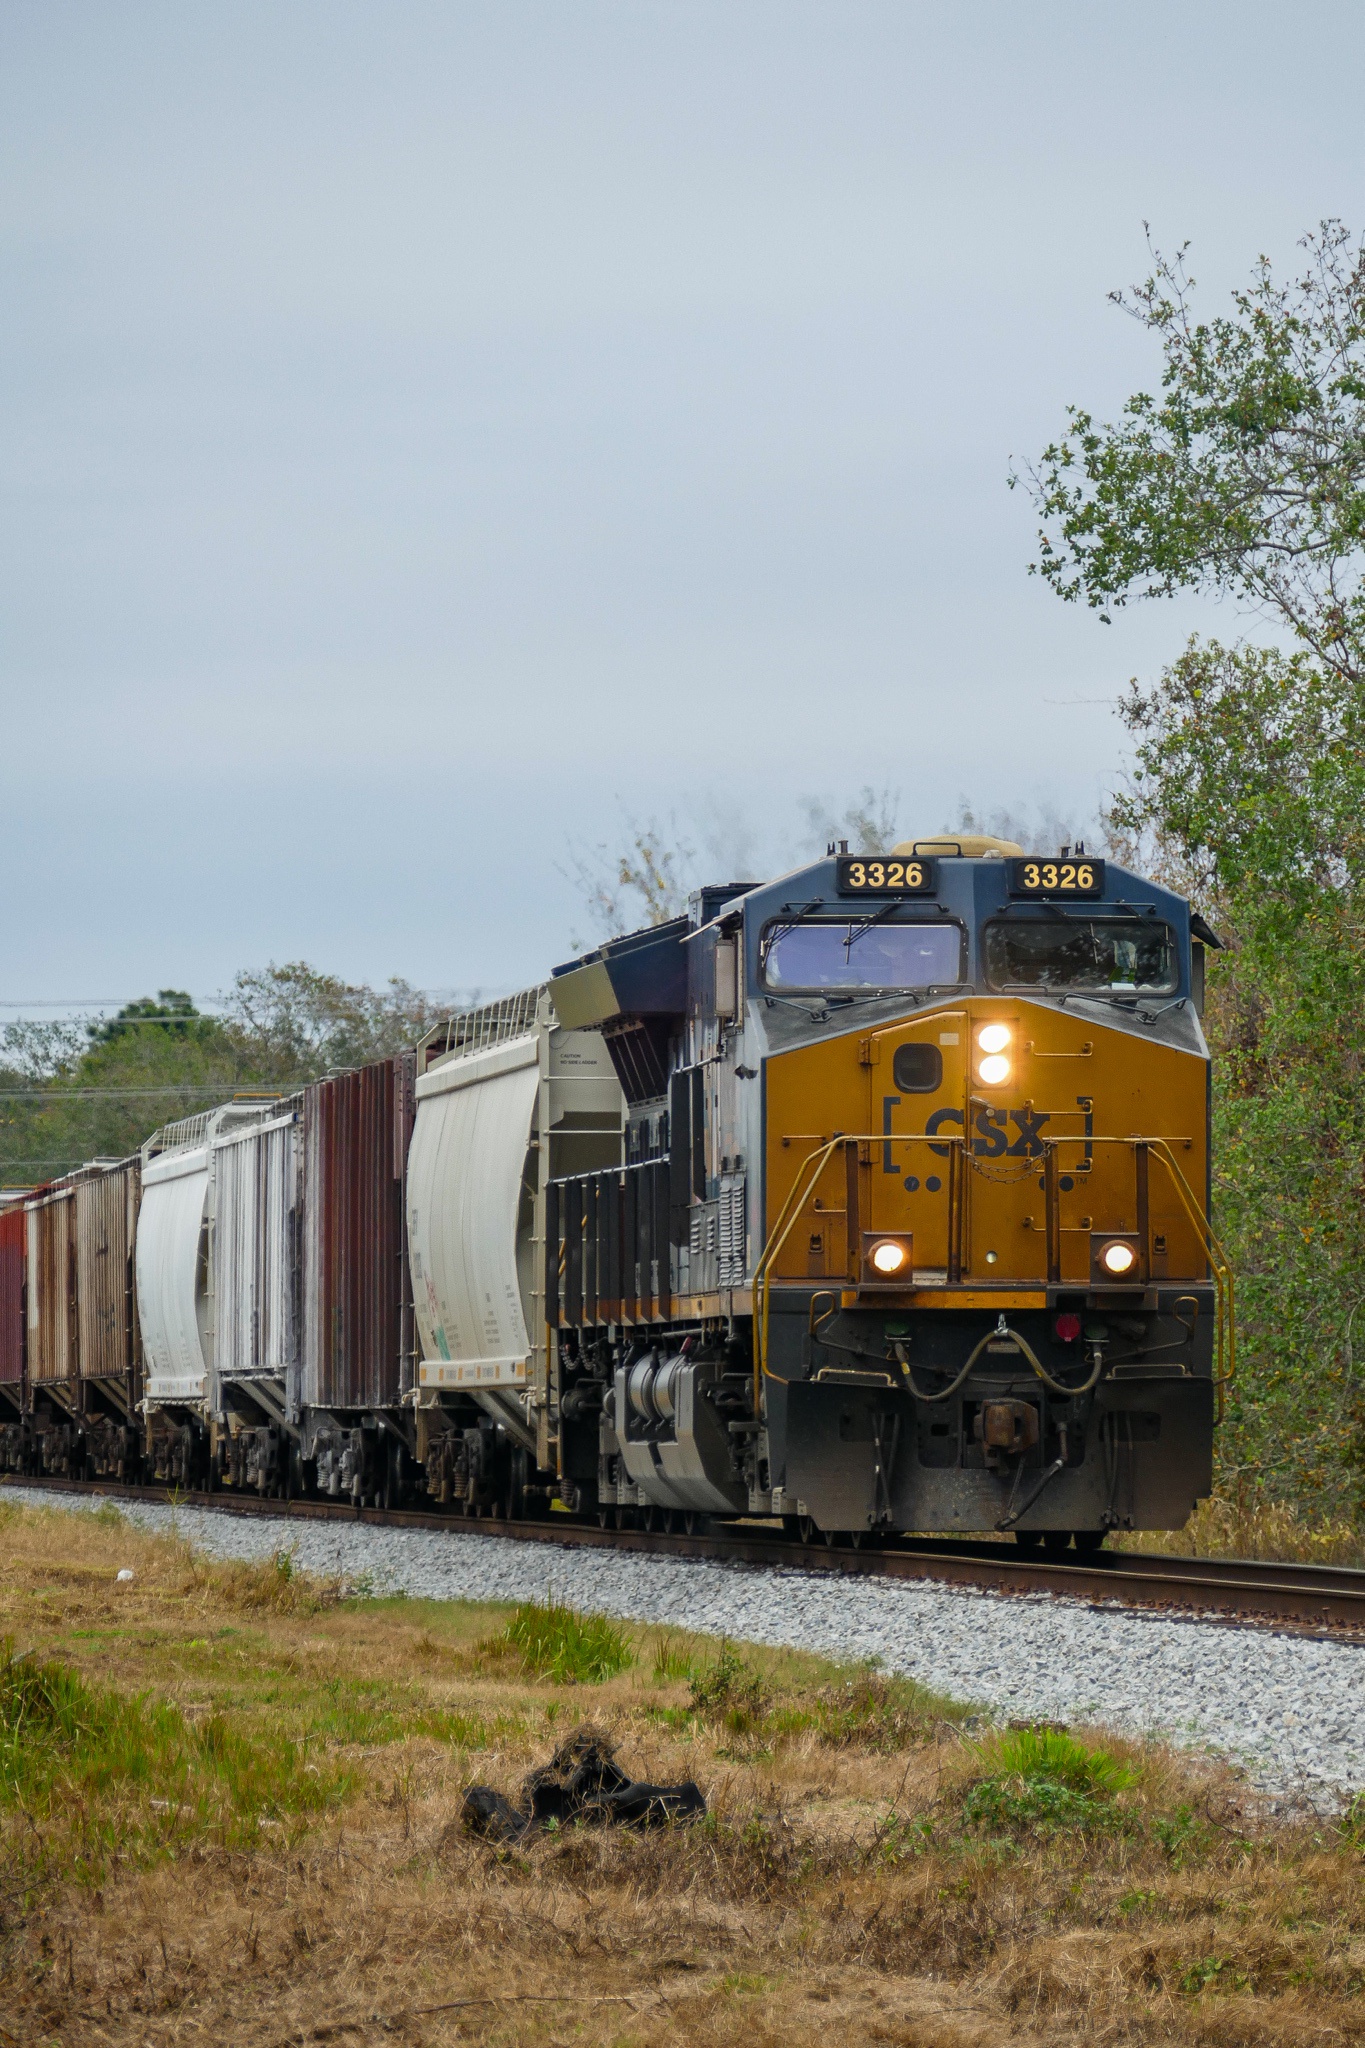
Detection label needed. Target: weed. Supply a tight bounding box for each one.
[688,1644,769,1732]
[961,1727,1138,1838]
[493,1599,633,1684]
[1179,1954,1250,1996]
[651,1634,693,1682]
[810,1668,949,1750]
[1338,1789,1365,1848]
[1120,1491,1365,1569]
[191,1548,343,1617]
[1152,1802,1216,1867]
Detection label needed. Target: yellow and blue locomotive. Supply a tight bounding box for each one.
[0,833,1226,1548]
[546,833,1225,1549]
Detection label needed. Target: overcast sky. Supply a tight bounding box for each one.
[2,2,1363,1012]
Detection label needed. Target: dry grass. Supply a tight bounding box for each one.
[2,1493,1365,2046]
[1118,1491,1365,1567]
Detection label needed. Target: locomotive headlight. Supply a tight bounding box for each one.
[1090,1230,1142,1283]
[860,1231,915,1289]
[975,1023,1012,1086]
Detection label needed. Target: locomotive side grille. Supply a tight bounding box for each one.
[718,1173,747,1289]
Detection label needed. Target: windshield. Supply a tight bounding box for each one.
[763,919,963,992]
[984,919,1177,994]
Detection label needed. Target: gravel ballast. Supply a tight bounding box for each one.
[9,1484,1365,1805]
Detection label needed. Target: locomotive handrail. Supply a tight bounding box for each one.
[752,1131,1234,1418]
[1140,1137,1236,1400]
[1045,1135,1234,1397]
[753,1132,962,1412]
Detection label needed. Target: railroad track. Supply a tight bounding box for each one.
[7,1471,1365,1641]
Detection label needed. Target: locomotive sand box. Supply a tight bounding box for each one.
[0,835,1228,1549]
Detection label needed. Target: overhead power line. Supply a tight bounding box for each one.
[0,999,222,1009]
[0,1088,243,1100]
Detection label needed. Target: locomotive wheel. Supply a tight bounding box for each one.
[1013,1531,1042,1552]
[1042,1530,1073,1556]
[1072,1529,1107,1556]
[797,1514,816,1545]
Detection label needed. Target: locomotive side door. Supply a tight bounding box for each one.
[863,1010,967,1282]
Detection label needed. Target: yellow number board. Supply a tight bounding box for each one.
[836,855,936,895]
[1008,857,1106,897]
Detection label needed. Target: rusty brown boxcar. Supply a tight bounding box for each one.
[26,1181,77,1388]
[302,1052,416,1412]
[21,1162,142,1477]
[0,1202,25,1395]
[74,1160,140,1395]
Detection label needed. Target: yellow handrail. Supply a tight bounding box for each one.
[750,1130,1233,1418]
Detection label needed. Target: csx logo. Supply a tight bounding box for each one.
[882,1096,1055,1166]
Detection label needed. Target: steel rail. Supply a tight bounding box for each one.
[6,1472,1365,1640]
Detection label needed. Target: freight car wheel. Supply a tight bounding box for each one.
[797,1515,816,1545]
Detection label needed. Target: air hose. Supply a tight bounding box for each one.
[906,1314,1104,1403]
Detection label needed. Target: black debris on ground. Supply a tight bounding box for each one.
[462,1726,706,1843]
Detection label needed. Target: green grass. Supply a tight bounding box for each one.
[0,1635,353,1894]
[961,1727,1139,1838]
[493,1598,634,1684]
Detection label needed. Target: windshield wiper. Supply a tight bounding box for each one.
[822,981,970,1011]
[842,898,901,954]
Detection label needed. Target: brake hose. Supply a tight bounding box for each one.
[906,1315,1104,1403]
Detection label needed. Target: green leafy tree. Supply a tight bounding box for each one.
[1026,225,1365,1515]
[221,964,440,1082]
[0,969,441,1189]
[1112,641,1365,1507]
[1020,221,1365,682]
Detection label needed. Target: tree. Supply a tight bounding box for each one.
[801,787,903,857]
[88,989,215,1048]
[565,791,1097,943]
[222,964,440,1082]
[0,966,443,1188]
[1024,223,1365,1518]
[1020,222,1365,683]
[563,821,698,941]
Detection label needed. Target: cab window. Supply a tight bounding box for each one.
[762,919,964,993]
[983,918,1177,994]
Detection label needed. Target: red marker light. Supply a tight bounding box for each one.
[1054,1313,1082,1343]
